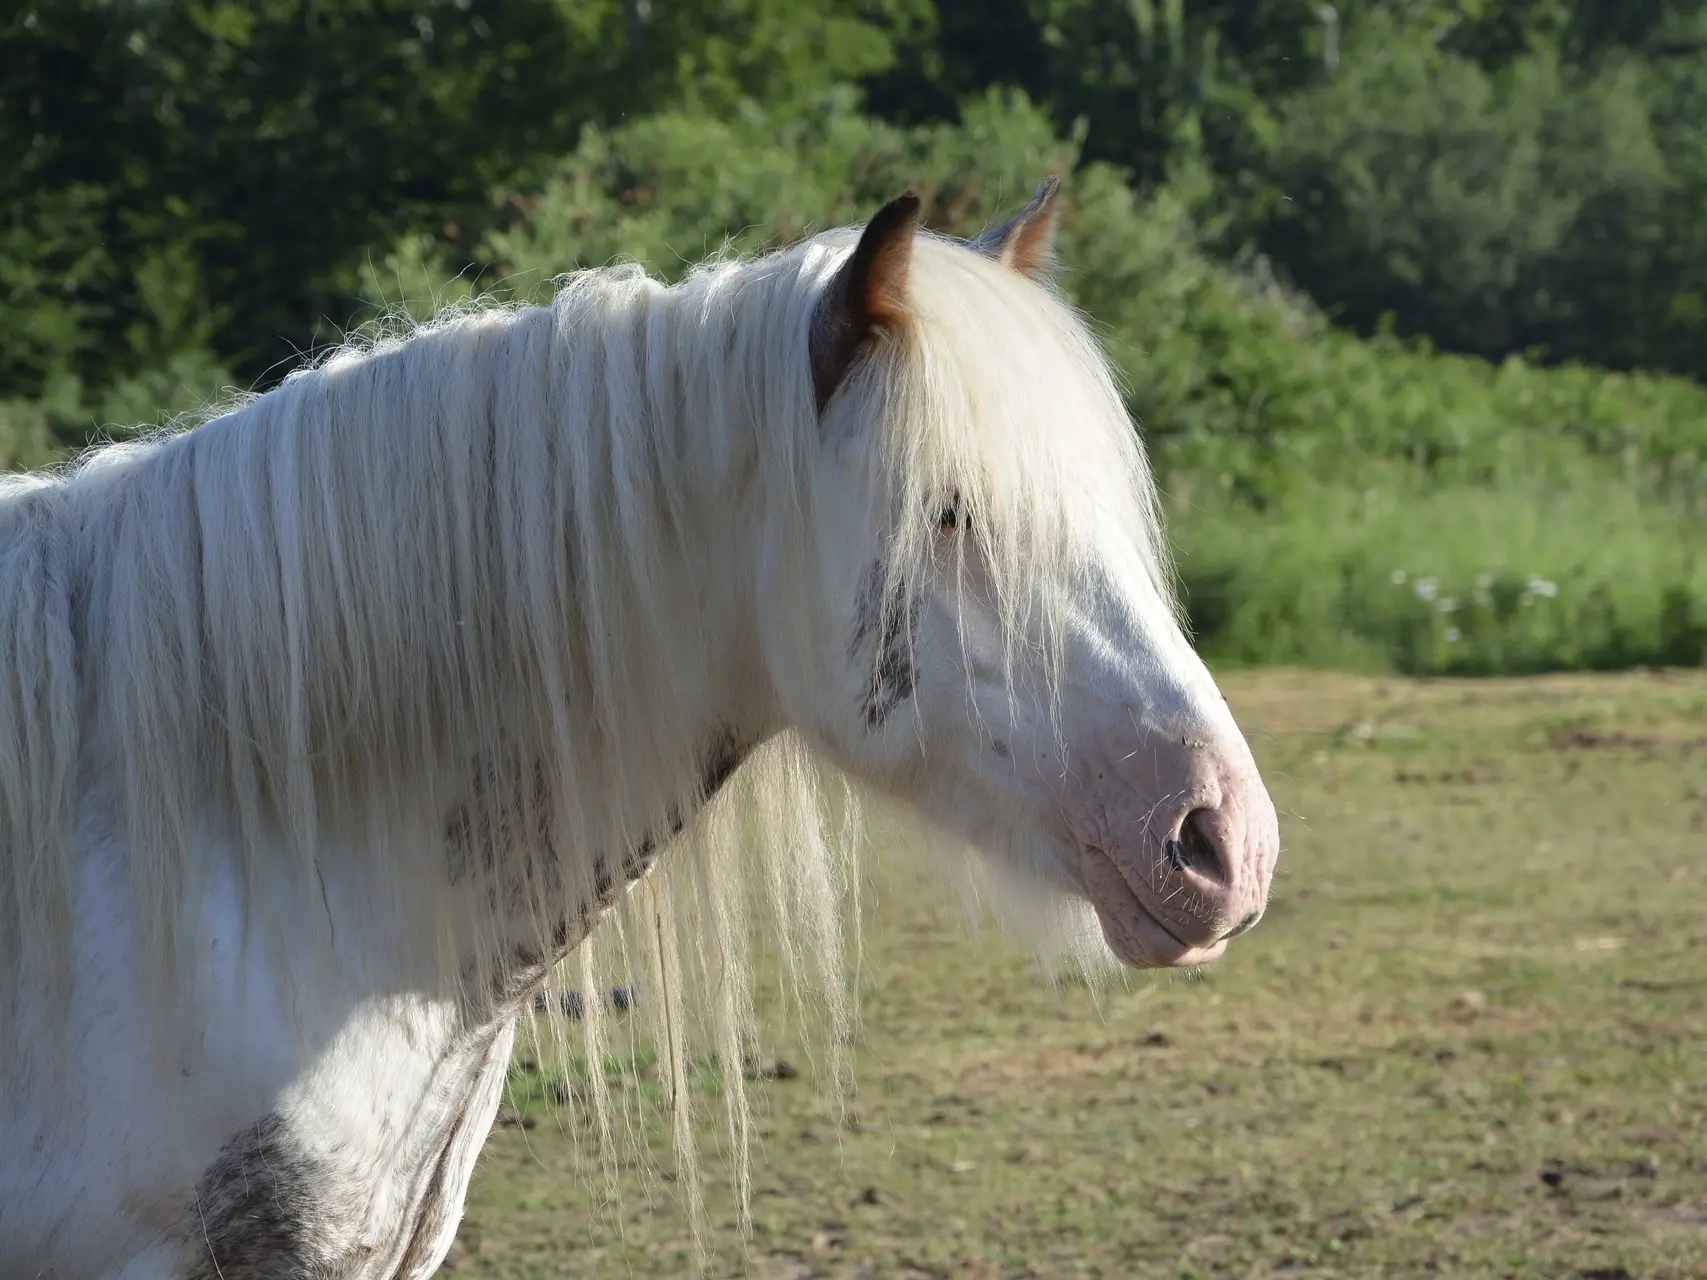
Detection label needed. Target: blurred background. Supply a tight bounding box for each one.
[8,4,1707,1275]
[10,0,1707,676]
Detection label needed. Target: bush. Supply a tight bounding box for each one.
[359,91,1707,676]
[1250,15,1707,383]
[12,90,1707,676]
[1,0,920,408]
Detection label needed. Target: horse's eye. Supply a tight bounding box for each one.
[935,490,966,534]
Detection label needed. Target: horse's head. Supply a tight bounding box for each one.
[758,180,1277,970]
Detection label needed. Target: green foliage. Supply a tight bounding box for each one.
[0,347,238,473]
[864,2,1707,384]
[1,0,918,408]
[356,87,1079,317]
[7,4,1707,675]
[865,0,1342,187]
[1249,14,1707,380]
[359,92,1707,677]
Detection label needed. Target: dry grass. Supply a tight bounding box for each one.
[446,669,1707,1278]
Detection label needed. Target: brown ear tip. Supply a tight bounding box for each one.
[878,191,923,223]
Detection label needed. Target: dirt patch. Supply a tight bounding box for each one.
[1551,727,1707,751]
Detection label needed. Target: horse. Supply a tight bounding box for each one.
[0,178,1279,1278]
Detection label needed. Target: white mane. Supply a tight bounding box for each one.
[0,224,1172,1233]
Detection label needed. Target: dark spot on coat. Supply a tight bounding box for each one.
[850,560,920,730]
[496,731,756,1002]
[185,1113,367,1279]
[444,750,552,888]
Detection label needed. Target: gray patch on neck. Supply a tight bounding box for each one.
[494,730,758,1003]
[850,559,920,729]
[444,748,551,888]
[185,1113,368,1279]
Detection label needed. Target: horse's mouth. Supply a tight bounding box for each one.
[1078,846,1230,969]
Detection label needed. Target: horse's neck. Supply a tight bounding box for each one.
[0,298,804,1275]
[84,295,787,1027]
[353,335,785,1006]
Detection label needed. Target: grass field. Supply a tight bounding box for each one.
[446,669,1707,1278]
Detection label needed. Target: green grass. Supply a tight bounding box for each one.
[447,669,1707,1278]
[1172,474,1707,674]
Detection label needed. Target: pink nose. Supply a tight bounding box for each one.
[1154,803,1268,944]
[1076,744,1278,968]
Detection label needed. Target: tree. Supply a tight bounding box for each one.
[1,0,922,405]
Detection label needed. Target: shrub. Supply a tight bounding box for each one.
[14,91,1707,676]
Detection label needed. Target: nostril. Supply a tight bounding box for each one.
[1162,808,1226,885]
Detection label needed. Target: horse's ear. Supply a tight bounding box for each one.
[971,175,1062,277]
[811,192,921,413]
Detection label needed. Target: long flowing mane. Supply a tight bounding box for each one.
[0,223,1173,1232]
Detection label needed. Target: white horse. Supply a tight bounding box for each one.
[0,180,1278,1278]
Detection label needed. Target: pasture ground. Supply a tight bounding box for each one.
[447,669,1707,1278]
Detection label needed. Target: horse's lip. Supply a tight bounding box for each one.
[1078,844,1228,969]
